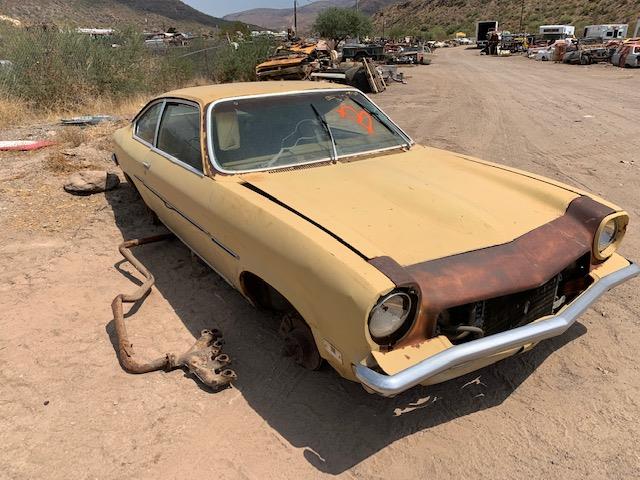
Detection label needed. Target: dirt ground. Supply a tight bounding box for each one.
[1,47,639,479]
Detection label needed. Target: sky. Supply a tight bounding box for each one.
[183,0,295,18]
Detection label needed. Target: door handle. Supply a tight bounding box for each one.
[142,161,151,170]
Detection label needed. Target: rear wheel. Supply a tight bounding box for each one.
[580,54,591,65]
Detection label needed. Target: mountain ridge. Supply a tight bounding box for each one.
[374,0,640,38]
[0,0,238,31]
[223,0,396,32]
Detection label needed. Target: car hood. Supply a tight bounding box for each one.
[240,145,580,266]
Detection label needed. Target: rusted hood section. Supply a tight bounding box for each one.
[256,56,307,69]
[241,145,579,265]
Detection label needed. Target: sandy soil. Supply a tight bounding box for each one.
[1,47,639,479]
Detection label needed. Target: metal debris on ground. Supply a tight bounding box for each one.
[377,65,406,84]
[61,115,117,126]
[0,140,56,151]
[111,234,237,390]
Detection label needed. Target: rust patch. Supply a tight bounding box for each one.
[370,196,614,347]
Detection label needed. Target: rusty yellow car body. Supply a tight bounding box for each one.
[113,82,637,396]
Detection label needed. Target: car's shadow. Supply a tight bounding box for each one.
[104,182,587,475]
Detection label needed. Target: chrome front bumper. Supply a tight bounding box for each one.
[354,262,640,397]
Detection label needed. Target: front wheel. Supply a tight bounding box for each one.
[280,313,323,370]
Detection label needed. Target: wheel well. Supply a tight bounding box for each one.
[240,272,294,312]
[240,272,323,369]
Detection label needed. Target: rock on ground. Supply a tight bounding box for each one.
[63,170,119,195]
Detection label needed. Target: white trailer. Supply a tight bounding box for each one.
[583,24,628,40]
[539,25,575,41]
[476,21,498,48]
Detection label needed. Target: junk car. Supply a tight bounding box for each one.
[255,42,332,80]
[562,38,617,65]
[112,82,638,396]
[341,43,386,61]
[611,41,640,67]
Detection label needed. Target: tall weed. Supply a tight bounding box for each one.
[0,25,273,123]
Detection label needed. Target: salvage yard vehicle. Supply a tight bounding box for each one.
[476,20,498,49]
[112,82,639,396]
[562,39,617,65]
[255,42,332,80]
[386,44,432,64]
[340,43,386,62]
[611,40,640,67]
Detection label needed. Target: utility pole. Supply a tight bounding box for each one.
[519,0,525,33]
[294,0,297,34]
[355,0,359,12]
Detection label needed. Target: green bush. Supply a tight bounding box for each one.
[212,38,273,83]
[0,26,273,110]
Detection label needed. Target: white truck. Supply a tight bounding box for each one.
[539,25,575,41]
[476,20,498,49]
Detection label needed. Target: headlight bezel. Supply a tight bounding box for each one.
[368,290,417,345]
[593,212,628,261]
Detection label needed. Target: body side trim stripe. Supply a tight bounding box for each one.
[133,175,239,259]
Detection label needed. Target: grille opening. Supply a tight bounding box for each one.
[437,254,593,344]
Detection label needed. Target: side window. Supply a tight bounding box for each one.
[157,103,202,172]
[135,102,163,145]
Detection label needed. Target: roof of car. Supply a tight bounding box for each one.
[159,81,348,106]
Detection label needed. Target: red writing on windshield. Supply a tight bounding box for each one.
[336,104,374,135]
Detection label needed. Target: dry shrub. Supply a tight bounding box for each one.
[57,127,88,148]
[0,95,31,128]
[0,26,273,128]
[44,151,78,174]
[44,150,99,174]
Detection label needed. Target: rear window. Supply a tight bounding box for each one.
[135,103,162,145]
[157,103,202,172]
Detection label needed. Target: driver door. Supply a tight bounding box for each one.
[143,100,238,284]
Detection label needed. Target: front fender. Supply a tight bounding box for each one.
[210,179,395,379]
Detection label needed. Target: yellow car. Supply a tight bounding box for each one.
[112,82,638,396]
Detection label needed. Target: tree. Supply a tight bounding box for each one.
[387,25,407,41]
[313,7,373,44]
[219,21,250,40]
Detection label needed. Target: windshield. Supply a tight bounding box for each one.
[208,90,410,173]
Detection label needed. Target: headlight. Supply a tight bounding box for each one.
[594,213,628,260]
[368,291,414,344]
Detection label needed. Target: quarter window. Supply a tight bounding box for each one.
[135,102,162,145]
[157,103,202,172]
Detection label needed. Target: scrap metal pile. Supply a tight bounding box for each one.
[255,39,432,93]
[525,37,636,65]
[477,21,639,68]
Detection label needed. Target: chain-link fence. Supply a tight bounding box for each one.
[0,24,273,111]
